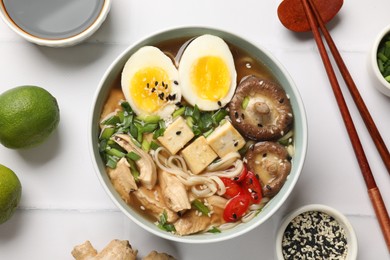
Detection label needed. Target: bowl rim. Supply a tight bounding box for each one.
[370,23,390,96]
[275,204,358,260]
[0,0,111,47]
[88,25,308,243]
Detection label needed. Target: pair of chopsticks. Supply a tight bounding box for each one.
[300,0,390,250]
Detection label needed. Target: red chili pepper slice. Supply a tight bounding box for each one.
[223,193,251,222]
[242,171,263,204]
[220,177,242,199]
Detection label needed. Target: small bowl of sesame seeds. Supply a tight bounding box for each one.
[275,204,358,260]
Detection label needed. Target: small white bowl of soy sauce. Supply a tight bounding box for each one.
[0,0,111,47]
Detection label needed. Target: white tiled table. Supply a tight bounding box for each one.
[0,1,389,259]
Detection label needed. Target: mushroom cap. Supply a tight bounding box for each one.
[228,75,293,141]
[245,141,291,198]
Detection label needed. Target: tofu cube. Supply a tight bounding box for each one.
[181,136,217,175]
[158,116,194,154]
[206,121,245,158]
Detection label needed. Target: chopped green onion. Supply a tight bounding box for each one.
[208,226,221,233]
[378,52,388,62]
[99,139,108,153]
[157,211,176,232]
[136,115,161,124]
[141,123,158,133]
[192,105,200,122]
[172,106,186,118]
[106,156,117,169]
[192,199,210,216]
[127,159,140,181]
[129,124,138,139]
[100,127,115,140]
[153,128,165,139]
[101,115,121,125]
[377,34,390,81]
[121,101,133,113]
[106,148,126,158]
[203,128,214,138]
[184,106,193,117]
[186,116,194,128]
[212,109,228,125]
[242,96,250,109]
[141,139,150,152]
[127,151,141,161]
[150,141,160,150]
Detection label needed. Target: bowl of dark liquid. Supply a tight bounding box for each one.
[0,0,111,47]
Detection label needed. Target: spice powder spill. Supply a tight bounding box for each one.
[281,211,348,260]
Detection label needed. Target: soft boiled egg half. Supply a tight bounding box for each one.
[121,46,181,119]
[179,34,237,111]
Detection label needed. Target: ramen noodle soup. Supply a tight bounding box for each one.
[98,34,294,236]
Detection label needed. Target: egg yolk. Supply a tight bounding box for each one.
[190,56,231,101]
[129,67,171,114]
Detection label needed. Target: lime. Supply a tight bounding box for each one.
[0,164,22,224]
[0,85,60,149]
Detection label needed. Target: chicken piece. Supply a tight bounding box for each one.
[113,134,157,190]
[133,186,178,223]
[158,170,191,213]
[72,240,137,260]
[173,206,224,236]
[107,158,138,203]
[143,251,176,260]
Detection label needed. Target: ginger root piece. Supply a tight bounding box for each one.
[142,250,176,260]
[72,240,137,260]
[71,240,98,260]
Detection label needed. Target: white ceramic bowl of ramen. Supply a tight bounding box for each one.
[89,26,308,243]
[0,0,111,47]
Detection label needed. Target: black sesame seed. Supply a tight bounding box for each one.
[176,131,182,135]
[217,101,222,107]
[151,88,156,93]
[155,81,158,86]
[241,113,245,120]
[234,141,238,147]
[262,153,267,157]
[174,80,179,85]
[147,83,150,88]
[232,213,237,219]
[158,93,165,100]
[162,81,165,87]
[234,111,239,118]
[279,98,284,103]
[281,211,348,259]
[258,123,263,127]
[266,185,272,190]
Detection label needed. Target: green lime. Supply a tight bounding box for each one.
[0,164,22,224]
[0,85,60,149]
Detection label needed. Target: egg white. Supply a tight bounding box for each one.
[178,34,237,111]
[121,46,181,119]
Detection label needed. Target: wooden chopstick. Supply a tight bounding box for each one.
[308,0,390,176]
[300,0,390,251]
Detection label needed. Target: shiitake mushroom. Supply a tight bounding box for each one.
[228,75,293,141]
